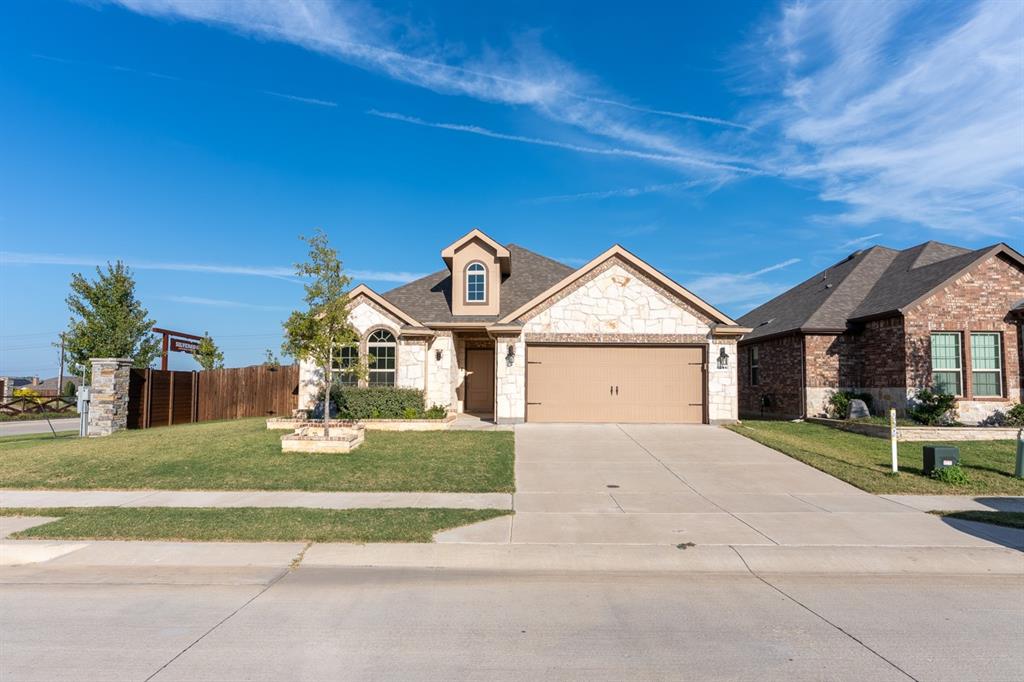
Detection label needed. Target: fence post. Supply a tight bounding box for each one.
[191,370,198,423]
[168,371,175,426]
[144,368,152,428]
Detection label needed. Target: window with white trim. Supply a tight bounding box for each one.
[970,332,1002,397]
[331,344,359,386]
[466,262,486,302]
[930,332,962,396]
[749,346,760,386]
[367,329,396,386]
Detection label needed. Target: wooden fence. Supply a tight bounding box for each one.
[127,364,298,429]
[0,395,77,416]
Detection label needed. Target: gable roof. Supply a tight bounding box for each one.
[348,284,423,327]
[738,241,1023,342]
[500,244,742,327]
[381,244,573,324]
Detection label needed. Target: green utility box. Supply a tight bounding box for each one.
[923,445,959,476]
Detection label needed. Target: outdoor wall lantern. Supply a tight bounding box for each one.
[716,347,729,369]
[506,343,516,367]
[435,349,443,362]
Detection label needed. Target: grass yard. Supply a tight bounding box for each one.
[0,506,509,542]
[933,511,1024,530]
[0,418,514,492]
[727,420,1024,495]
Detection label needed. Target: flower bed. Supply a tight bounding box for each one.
[268,414,455,432]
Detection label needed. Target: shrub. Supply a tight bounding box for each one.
[1005,403,1024,428]
[424,404,448,420]
[331,386,425,419]
[931,464,970,486]
[907,389,957,425]
[827,390,874,419]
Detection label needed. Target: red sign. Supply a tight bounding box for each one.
[171,338,200,354]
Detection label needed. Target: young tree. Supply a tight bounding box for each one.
[64,262,160,381]
[193,333,225,371]
[281,230,362,435]
[263,349,282,368]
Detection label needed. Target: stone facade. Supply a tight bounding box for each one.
[397,340,426,390]
[494,334,525,424]
[425,332,456,411]
[87,358,131,437]
[739,253,1024,423]
[707,338,738,423]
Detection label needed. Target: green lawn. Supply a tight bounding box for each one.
[0,418,514,492]
[0,506,509,542]
[727,420,1024,495]
[934,511,1024,530]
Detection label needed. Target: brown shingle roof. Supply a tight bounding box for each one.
[381,244,574,324]
[738,241,1020,342]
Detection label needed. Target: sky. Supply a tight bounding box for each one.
[1,0,1022,376]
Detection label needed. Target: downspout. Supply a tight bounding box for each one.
[800,334,807,418]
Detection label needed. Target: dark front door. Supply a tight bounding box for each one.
[465,349,495,414]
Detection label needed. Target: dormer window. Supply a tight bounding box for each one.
[466,262,486,303]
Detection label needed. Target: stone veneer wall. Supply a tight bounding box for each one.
[494,334,525,423]
[87,358,131,437]
[494,259,738,423]
[425,332,456,411]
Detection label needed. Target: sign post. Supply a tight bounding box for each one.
[153,328,203,370]
[889,408,899,473]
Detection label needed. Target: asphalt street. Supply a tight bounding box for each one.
[2,565,1021,681]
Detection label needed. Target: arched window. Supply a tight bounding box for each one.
[367,329,397,386]
[466,262,486,303]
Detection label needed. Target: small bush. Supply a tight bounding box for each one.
[908,389,957,425]
[827,390,874,419]
[424,404,448,420]
[1005,403,1024,428]
[931,464,970,486]
[331,386,426,419]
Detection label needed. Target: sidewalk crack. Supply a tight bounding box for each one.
[728,546,919,681]
[144,543,310,681]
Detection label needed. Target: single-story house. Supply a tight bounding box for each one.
[299,229,749,424]
[736,241,1024,424]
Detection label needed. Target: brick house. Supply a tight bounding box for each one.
[736,241,1024,424]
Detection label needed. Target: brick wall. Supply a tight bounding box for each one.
[738,334,804,418]
[902,253,1023,422]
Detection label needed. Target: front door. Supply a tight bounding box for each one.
[465,349,495,414]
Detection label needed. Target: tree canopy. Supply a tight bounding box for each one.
[64,262,160,380]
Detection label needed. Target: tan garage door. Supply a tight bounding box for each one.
[526,345,704,423]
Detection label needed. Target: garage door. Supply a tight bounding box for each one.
[526,345,704,423]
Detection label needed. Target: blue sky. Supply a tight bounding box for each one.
[2,0,1022,376]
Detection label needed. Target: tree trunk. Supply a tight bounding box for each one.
[323,346,332,439]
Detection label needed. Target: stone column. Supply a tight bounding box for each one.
[87,358,132,437]
[494,333,526,424]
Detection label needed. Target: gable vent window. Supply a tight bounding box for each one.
[367,329,397,386]
[970,332,1002,397]
[466,262,486,303]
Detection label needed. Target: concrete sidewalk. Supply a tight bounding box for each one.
[0,489,512,510]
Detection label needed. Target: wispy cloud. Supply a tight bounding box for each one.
[753,1,1024,235]
[161,295,292,311]
[0,252,424,284]
[108,0,755,185]
[684,258,801,306]
[368,110,762,175]
[837,233,884,250]
[33,52,180,81]
[526,180,709,204]
[261,90,337,107]
[616,221,661,238]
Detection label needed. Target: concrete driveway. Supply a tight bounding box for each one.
[437,423,1024,548]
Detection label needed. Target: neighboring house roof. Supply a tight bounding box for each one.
[35,376,83,392]
[381,244,574,324]
[738,241,1024,342]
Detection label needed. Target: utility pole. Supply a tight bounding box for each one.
[57,333,66,393]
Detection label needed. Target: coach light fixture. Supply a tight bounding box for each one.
[506,343,516,367]
[435,349,443,362]
[717,347,729,370]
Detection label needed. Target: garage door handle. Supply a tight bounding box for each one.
[610,385,613,395]
[615,386,619,395]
